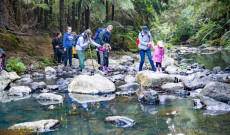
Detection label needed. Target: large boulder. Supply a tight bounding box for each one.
[161,82,184,93]
[8,86,32,96]
[138,90,159,104]
[0,91,31,103]
[8,119,60,133]
[162,56,177,69]
[45,67,56,75]
[69,93,115,103]
[136,71,175,87]
[200,82,230,103]
[85,59,100,68]
[0,71,20,91]
[36,93,63,105]
[105,116,135,128]
[181,72,212,90]
[200,47,217,54]
[68,74,115,94]
[119,55,134,65]
[165,65,182,74]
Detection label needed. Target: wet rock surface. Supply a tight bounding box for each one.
[105,116,135,127]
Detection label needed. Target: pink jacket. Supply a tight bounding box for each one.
[151,45,164,63]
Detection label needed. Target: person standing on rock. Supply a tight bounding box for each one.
[75,29,101,70]
[138,26,156,71]
[96,25,113,70]
[52,32,65,64]
[63,26,74,68]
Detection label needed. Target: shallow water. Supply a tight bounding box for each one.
[1,91,230,135]
[1,50,230,134]
[178,49,230,70]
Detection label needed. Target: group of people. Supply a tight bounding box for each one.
[52,25,164,73]
[52,25,113,71]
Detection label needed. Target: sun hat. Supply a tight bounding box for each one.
[158,41,164,48]
[142,26,149,32]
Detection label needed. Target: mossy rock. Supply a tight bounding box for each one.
[0,33,24,51]
[0,129,37,135]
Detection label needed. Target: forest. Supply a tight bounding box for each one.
[0,0,229,71]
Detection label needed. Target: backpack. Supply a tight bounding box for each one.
[137,32,150,47]
[72,35,81,46]
[93,28,106,40]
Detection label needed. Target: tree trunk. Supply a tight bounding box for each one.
[67,4,71,26]
[77,0,82,33]
[59,0,64,33]
[44,0,48,28]
[112,4,114,21]
[72,2,76,31]
[81,11,85,31]
[49,0,53,22]
[106,0,109,21]
[85,7,90,29]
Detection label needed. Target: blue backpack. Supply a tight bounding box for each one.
[72,35,81,46]
[93,28,106,40]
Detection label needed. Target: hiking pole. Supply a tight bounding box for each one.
[87,35,95,71]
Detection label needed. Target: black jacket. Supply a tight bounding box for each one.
[97,30,112,46]
[52,37,64,50]
[103,50,109,58]
[0,48,6,71]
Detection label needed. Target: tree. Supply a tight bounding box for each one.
[59,0,65,33]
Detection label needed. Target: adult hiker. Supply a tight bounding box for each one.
[63,26,74,68]
[0,48,6,72]
[75,29,101,70]
[96,25,113,70]
[52,32,65,64]
[138,26,156,71]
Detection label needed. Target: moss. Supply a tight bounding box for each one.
[0,33,24,51]
[0,129,37,135]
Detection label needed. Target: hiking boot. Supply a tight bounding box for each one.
[106,67,111,71]
[102,66,106,71]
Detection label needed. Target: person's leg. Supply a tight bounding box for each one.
[159,62,162,73]
[69,47,73,66]
[139,50,145,71]
[156,62,159,72]
[57,49,61,64]
[97,51,100,64]
[99,51,104,69]
[146,49,156,71]
[64,49,68,67]
[77,50,84,69]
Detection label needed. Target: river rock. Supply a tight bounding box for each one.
[199,44,211,49]
[181,72,211,90]
[68,74,115,94]
[161,82,184,93]
[138,90,159,104]
[213,66,221,73]
[165,65,182,74]
[224,66,230,72]
[105,116,135,128]
[0,71,21,91]
[8,119,60,133]
[193,96,230,115]
[136,71,175,87]
[46,85,59,90]
[124,75,136,83]
[36,93,63,105]
[8,86,32,96]
[16,77,33,84]
[200,47,217,54]
[45,67,56,75]
[200,82,230,103]
[56,78,70,91]
[162,56,177,69]
[0,91,31,103]
[140,103,158,114]
[85,59,100,68]
[120,55,134,65]
[109,74,125,83]
[69,93,115,103]
[31,82,46,90]
[32,72,44,78]
[118,83,140,91]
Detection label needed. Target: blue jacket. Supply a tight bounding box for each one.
[63,33,74,49]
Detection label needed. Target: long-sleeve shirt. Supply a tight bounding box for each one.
[63,33,74,49]
[151,45,164,63]
[75,34,100,51]
[138,31,154,50]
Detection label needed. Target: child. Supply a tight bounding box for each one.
[151,41,164,73]
[100,43,111,71]
[63,26,74,68]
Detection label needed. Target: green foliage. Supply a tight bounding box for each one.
[85,48,97,59]
[6,57,26,73]
[39,58,55,67]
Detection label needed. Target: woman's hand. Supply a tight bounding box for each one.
[56,45,59,48]
[97,45,101,48]
[87,40,90,44]
[64,48,66,52]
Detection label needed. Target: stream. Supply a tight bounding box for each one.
[0,50,230,135]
